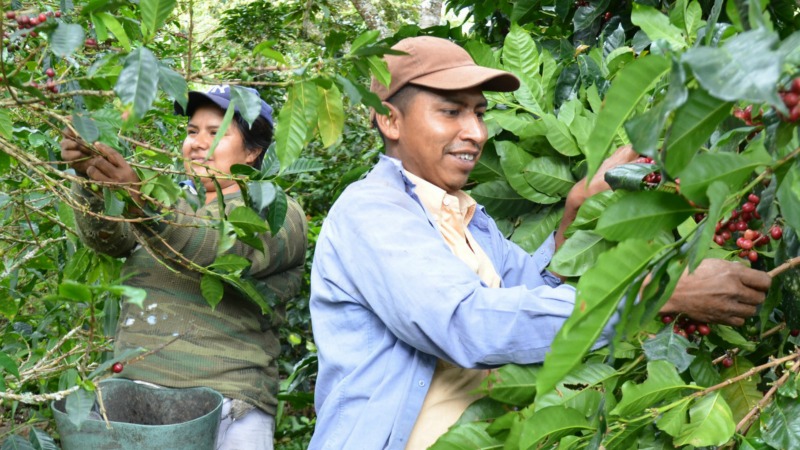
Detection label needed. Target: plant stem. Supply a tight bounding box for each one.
[768,255,800,278]
[735,353,800,435]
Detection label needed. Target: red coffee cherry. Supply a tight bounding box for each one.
[661,315,674,324]
[771,226,783,240]
[697,324,711,336]
[791,329,800,337]
[111,362,124,373]
[721,357,734,368]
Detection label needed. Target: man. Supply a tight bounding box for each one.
[309,36,771,449]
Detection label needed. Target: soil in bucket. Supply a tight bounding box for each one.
[52,379,223,450]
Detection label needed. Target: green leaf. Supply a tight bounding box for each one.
[518,406,593,448]
[604,163,654,191]
[317,84,344,148]
[631,4,688,50]
[486,109,546,139]
[537,239,666,394]
[50,23,85,57]
[665,89,734,176]
[366,56,390,89]
[566,191,620,234]
[1,435,35,450]
[542,115,581,157]
[611,360,691,417]
[246,180,277,219]
[71,112,99,146]
[469,180,535,218]
[228,205,269,234]
[528,158,574,195]
[595,191,695,241]
[59,280,92,302]
[207,105,235,161]
[65,388,95,429]
[429,422,499,450]
[674,392,735,447]
[678,153,760,206]
[275,82,317,170]
[496,141,561,204]
[478,364,539,406]
[777,162,800,232]
[658,399,692,437]
[550,230,614,277]
[503,24,540,80]
[761,396,800,450]
[209,254,251,273]
[586,55,671,181]
[682,28,784,109]
[139,0,177,40]
[349,30,380,55]
[115,47,160,118]
[157,65,188,111]
[106,285,147,309]
[229,85,264,126]
[510,205,563,253]
[720,357,762,424]
[0,109,12,139]
[714,325,756,352]
[200,274,224,310]
[29,429,58,450]
[535,362,618,410]
[0,352,20,379]
[266,189,288,235]
[96,12,130,52]
[253,40,286,64]
[280,158,324,176]
[103,187,125,217]
[642,325,697,373]
[687,181,729,270]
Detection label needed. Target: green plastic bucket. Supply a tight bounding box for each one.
[52,379,223,450]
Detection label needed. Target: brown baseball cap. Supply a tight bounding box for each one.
[370,36,520,104]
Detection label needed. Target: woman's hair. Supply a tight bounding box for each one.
[187,98,274,170]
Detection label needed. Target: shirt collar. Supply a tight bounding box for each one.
[403,170,477,224]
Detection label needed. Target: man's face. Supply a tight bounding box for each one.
[389,87,488,194]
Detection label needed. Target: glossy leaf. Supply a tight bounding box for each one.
[495,140,560,204]
[317,84,345,148]
[157,65,188,111]
[664,89,733,175]
[0,352,20,379]
[65,388,95,429]
[509,205,563,254]
[58,280,92,303]
[631,4,688,50]
[542,114,581,156]
[429,422,499,449]
[537,239,665,393]
[267,189,288,234]
[720,358,762,424]
[777,162,800,232]
[230,85,264,126]
[524,156,575,196]
[478,364,539,406]
[96,12,130,52]
[486,109,546,139]
[678,152,760,206]
[470,180,535,218]
[246,180,277,219]
[1,435,35,450]
[115,47,159,118]
[518,406,593,448]
[275,82,317,170]
[535,362,618,410]
[657,398,691,437]
[550,230,613,277]
[687,181,729,270]
[682,28,784,109]
[586,55,670,181]
[200,274,224,310]
[209,254,251,273]
[50,23,85,57]
[566,190,620,234]
[642,325,697,373]
[673,392,734,447]
[596,191,695,241]
[29,429,58,450]
[761,396,800,450]
[503,24,539,81]
[0,109,10,139]
[611,360,691,417]
[140,0,177,40]
[604,163,654,191]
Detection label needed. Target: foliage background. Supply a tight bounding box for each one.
[2,0,800,448]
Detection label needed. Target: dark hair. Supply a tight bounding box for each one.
[187,98,274,170]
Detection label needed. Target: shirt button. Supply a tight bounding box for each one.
[443,198,450,206]
[418,380,425,387]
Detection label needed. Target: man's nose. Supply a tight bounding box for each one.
[460,114,487,146]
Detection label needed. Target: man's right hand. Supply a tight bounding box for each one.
[661,258,773,326]
[60,128,95,176]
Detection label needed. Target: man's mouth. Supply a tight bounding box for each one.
[455,153,475,161]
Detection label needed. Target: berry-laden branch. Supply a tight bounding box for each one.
[735,352,800,436]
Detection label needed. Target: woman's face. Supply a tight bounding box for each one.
[182,104,258,199]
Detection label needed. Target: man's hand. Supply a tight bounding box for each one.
[661,259,772,326]
[60,128,95,176]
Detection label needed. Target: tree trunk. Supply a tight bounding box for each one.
[350,0,391,37]
[419,0,443,29]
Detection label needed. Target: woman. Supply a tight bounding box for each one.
[61,85,307,450]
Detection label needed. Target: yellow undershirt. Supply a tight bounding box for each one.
[404,172,502,450]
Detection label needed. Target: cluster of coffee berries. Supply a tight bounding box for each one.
[4,10,59,29]
[733,105,763,127]
[779,78,800,123]
[635,156,662,186]
[43,67,58,93]
[712,193,782,262]
[662,314,711,339]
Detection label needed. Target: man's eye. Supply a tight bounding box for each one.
[443,109,459,116]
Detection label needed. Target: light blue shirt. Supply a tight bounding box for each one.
[309,155,615,449]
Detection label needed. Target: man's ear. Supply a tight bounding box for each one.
[375,102,402,141]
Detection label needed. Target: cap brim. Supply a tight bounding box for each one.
[174,92,231,116]
[410,65,520,93]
